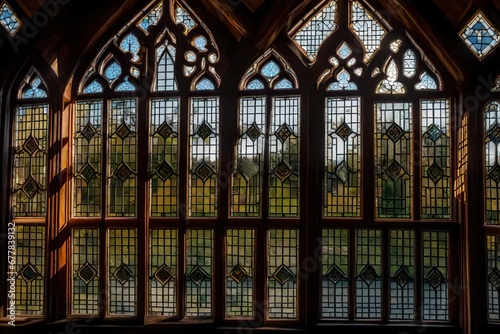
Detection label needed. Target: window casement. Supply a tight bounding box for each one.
[9,68,49,317]
[2,0,465,330]
[484,99,500,322]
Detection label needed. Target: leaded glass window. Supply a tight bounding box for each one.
[460,11,500,60]
[10,70,49,317]
[234,49,300,218]
[485,101,500,225]
[46,0,460,328]
[487,235,500,321]
[0,1,21,35]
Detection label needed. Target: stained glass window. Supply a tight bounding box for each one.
[232,97,265,217]
[74,101,102,217]
[14,225,46,315]
[150,229,178,315]
[485,101,500,225]
[389,230,415,320]
[269,96,300,217]
[189,97,219,217]
[375,102,412,218]
[268,229,298,319]
[108,229,137,315]
[0,1,21,35]
[324,97,361,217]
[108,99,137,217]
[291,0,337,61]
[186,229,213,317]
[355,229,382,319]
[226,229,254,317]
[47,0,461,328]
[12,104,48,217]
[350,1,386,62]
[138,2,162,33]
[321,229,349,319]
[72,229,99,315]
[487,235,500,321]
[421,99,450,219]
[422,231,449,321]
[460,11,499,60]
[150,98,179,217]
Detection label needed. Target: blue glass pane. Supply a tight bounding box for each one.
[275,79,293,90]
[261,61,280,78]
[116,79,135,92]
[84,80,103,94]
[247,79,265,90]
[120,34,140,61]
[105,62,122,81]
[195,77,215,90]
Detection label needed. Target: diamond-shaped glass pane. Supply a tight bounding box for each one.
[113,162,134,181]
[22,176,40,198]
[385,160,404,181]
[426,267,444,289]
[195,120,214,140]
[81,122,98,141]
[337,42,352,59]
[79,162,98,183]
[334,121,353,141]
[195,161,215,182]
[273,161,293,182]
[326,263,347,284]
[77,261,98,285]
[272,263,294,286]
[156,160,175,181]
[245,122,262,142]
[154,263,175,286]
[488,163,500,184]
[427,162,444,184]
[393,265,412,288]
[115,122,132,139]
[113,263,133,285]
[156,121,174,139]
[19,262,39,283]
[334,160,349,184]
[23,134,39,155]
[358,264,378,285]
[486,123,500,145]
[230,263,249,283]
[386,123,405,142]
[460,12,499,59]
[275,123,294,142]
[189,264,210,285]
[489,268,500,290]
[426,124,444,143]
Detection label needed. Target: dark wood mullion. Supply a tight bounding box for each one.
[217,78,234,322]
[100,96,109,319]
[178,93,189,320]
[413,96,421,221]
[136,92,149,322]
[305,74,320,328]
[363,93,375,223]
[260,94,272,326]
